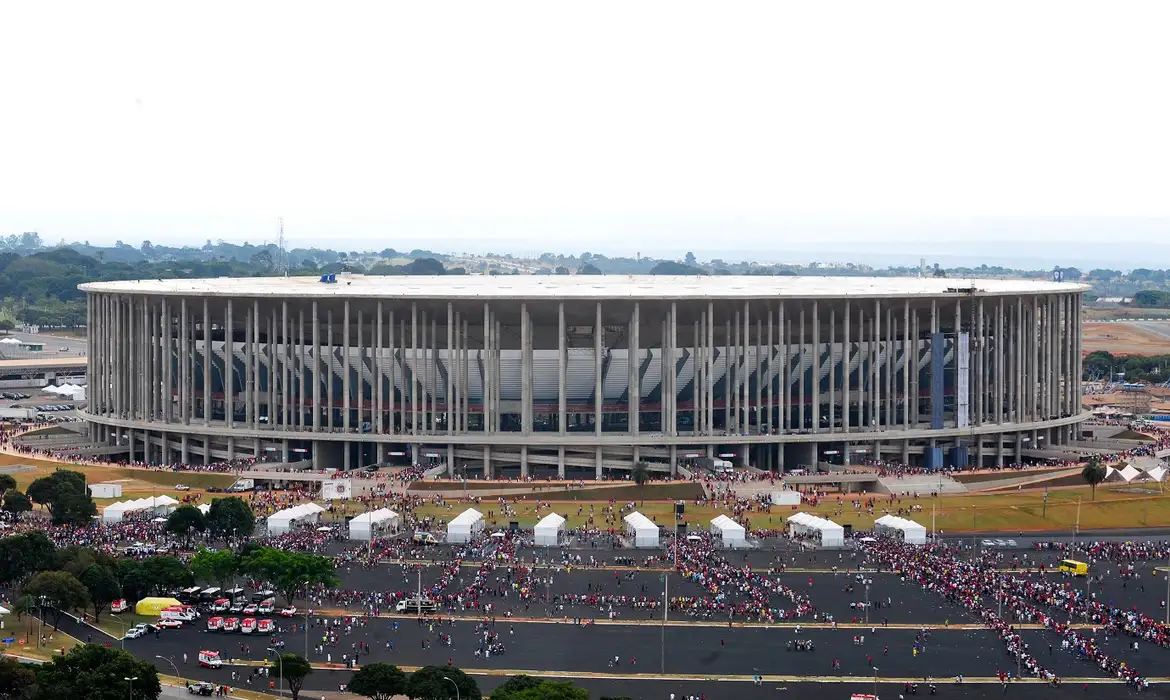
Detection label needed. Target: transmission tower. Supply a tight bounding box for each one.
[277,217,288,276]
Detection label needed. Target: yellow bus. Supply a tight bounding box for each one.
[1059,559,1088,576]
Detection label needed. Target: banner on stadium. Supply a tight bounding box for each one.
[321,479,353,500]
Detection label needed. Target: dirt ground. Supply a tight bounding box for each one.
[1082,322,1170,356]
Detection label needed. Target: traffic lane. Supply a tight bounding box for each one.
[328,564,977,625]
[123,619,1109,680]
[1083,573,1169,621]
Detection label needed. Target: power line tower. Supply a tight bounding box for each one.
[277,217,288,276]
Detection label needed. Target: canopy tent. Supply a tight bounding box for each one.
[873,514,928,545]
[770,490,802,506]
[266,502,326,535]
[101,495,181,523]
[786,512,845,548]
[349,508,400,541]
[710,514,747,548]
[1147,466,1167,482]
[623,511,659,548]
[0,337,21,345]
[197,503,211,514]
[533,512,567,546]
[447,508,485,543]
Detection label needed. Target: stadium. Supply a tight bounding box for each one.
[79,275,1088,477]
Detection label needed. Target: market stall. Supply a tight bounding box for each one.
[786,512,845,548]
[623,511,659,548]
[447,508,485,544]
[710,514,747,548]
[533,512,567,546]
[873,514,927,545]
[265,502,326,535]
[349,508,401,541]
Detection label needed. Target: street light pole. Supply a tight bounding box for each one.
[872,666,879,697]
[268,647,284,697]
[661,572,669,675]
[444,676,460,700]
[124,676,137,700]
[155,656,180,685]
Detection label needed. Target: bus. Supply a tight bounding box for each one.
[1059,559,1088,576]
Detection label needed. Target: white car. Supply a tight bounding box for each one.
[158,619,183,629]
[175,484,191,491]
[124,626,146,639]
[279,606,297,617]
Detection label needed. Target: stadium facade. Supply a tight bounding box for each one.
[79,275,1088,476]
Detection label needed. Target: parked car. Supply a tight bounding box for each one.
[157,618,183,629]
[242,604,258,615]
[125,626,147,639]
[175,484,191,491]
[187,682,215,696]
[279,606,297,617]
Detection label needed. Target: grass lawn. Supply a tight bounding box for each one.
[95,612,156,638]
[412,482,1170,533]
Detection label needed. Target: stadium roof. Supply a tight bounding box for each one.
[80,275,1087,300]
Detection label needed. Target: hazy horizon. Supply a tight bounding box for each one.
[2,2,1168,270]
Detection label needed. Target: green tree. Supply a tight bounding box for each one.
[631,461,650,487]
[112,560,150,603]
[204,497,254,538]
[139,556,193,593]
[189,548,239,589]
[347,662,407,700]
[405,666,480,700]
[269,654,312,700]
[0,533,54,584]
[577,263,602,275]
[0,474,17,496]
[0,656,36,699]
[649,261,703,275]
[2,490,33,519]
[78,564,122,623]
[22,571,90,627]
[1082,457,1107,501]
[26,471,94,525]
[239,548,337,606]
[165,504,206,542]
[489,675,542,699]
[500,682,588,700]
[35,644,160,700]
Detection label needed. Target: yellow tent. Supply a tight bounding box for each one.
[135,597,181,616]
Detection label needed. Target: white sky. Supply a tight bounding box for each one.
[1,1,1169,263]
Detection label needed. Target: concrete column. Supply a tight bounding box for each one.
[312,302,321,432]
[203,298,211,425]
[1015,432,1024,463]
[521,302,531,435]
[462,318,470,433]
[558,302,567,435]
[282,301,289,430]
[356,308,364,433]
[976,299,985,426]
[766,308,774,434]
[632,302,640,436]
[842,302,849,433]
[430,314,437,433]
[595,302,603,436]
[483,302,492,435]
[312,441,320,470]
[732,308,741,434]
[755,315,762,435]
[827,306,835,433]
[874,299,882,432]
[901,300,910,430]
[669,444,678,477]
[447,444,454,478]
[724,318,732,431]
[521,444,529,477]
[901,439,909,465]
[375,301,384,435]
[483,445,492,479]
[181,434,190,464]
[268,311,276,429]
[162,299,171,423]
[595,446,603,480]
[886,304,893,431]
[557,446,565,479]
[811,301,819,433]
[127,298,135,420]
[779,303,788,432]
[995,299,1004,424]
[447,302,455,435]
[796,307,805,432]
[494,317,502,432]
[693,317,702,434]
[179,298,189,424]
[1031,297,1040,422]
[253,301,262,429]
[671,301,679,436]
[421,311,429,433]
[411,303,418,437]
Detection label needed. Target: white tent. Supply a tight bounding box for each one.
[0,337,21,345]
[266,502,326,535]
[710,514,747,548]
[771,490,802,506]
[623,511,659,548]
[447,508,485,543]
[1118,464,1143,482]
[786,512,845,548]
[533,512,567,546]
[101,495,181,523]
[197,503,211,514]
[1146,466,1167,482]
[349,508,400,541]
[874,514,928,545]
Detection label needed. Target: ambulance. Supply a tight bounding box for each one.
[110,599,129,614]
[160,605,198,622]
[210,598,231,613]
[240,617,257,634]
[198,650,223,668]
[257,619,275,634]
[222,617,240,632]
[206,616,224,631]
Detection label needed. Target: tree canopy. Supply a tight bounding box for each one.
[164,504,206,537]
[26,471,95,525]
[35,644,160,700]
[269,654,312,700]
[0,532,54,584]
[78,564,122,623]
[189,548,239,589]
[239,548,337,605]
[23,571,90,627]
[347,663,407,700]
[405,666,481,700]
[204,496,254,537]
